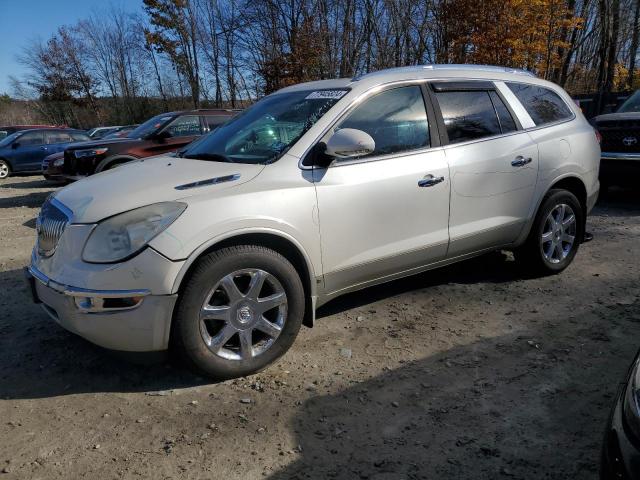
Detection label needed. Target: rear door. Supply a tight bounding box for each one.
[428,81,539,257]
[10,130,45,171]
[313,84,450,295]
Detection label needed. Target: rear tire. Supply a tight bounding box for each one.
[0,159,10,179]
[515,189,584,275]
[172,245,305,379]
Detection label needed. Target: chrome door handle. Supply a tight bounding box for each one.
[511,156,532,167]
[418,174,445,187]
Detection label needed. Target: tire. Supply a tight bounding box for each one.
[0,159,11,179]
[172,245,305,379]
[516,189,584,275]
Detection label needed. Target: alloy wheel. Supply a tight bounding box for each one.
[0,162,8,179]
[541,203,577,264]
[199,268,287,361]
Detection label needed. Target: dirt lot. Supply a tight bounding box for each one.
[0,175,639,479]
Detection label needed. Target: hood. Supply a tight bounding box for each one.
[65,137,140,150]
[54,155,265,223]
[593,112,640,123]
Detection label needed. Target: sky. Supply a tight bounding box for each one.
[0,0,143,95]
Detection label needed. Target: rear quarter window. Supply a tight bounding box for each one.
[506,83,573,126]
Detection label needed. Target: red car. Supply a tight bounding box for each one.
[61,109,238,180]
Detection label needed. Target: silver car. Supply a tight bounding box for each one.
[27,65,600,379]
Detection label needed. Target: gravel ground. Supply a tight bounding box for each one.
[0,175,639,479]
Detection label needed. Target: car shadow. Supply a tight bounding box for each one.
[0,250,529,400]
[317,251,529,319]
[0,191,51,209]
[0,178,52,189]
[266,323,639,479]
[595,186,640,217]
[0,267,207,400]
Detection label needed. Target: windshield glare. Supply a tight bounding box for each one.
[618,91,640,113]
[0,132,21,148]
[182,89,348,164]
[127,113,176,139]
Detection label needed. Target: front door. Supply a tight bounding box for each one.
[11,130,45,171]
[313,85,451,295]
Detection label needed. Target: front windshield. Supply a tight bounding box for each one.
[181,89,348,164]
[618,91,640,113]
[127,113,176,139]
[0,132,21,148]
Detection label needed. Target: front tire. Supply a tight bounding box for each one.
[516,189,584,275]
[0,159,10,179]
[172,245,305,379]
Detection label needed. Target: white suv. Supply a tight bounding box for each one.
[27,65,600,378]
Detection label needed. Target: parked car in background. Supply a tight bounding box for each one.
[27,65,599,379]
[42,152,67,183]
[601,348,640,479]
[592,89,640,190]
[0,125,61,141]
[102,125,139,140]
[61,109,238,180]
[86,126,122,140]
[0,128,90,179]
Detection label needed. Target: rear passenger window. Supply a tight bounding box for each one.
[506,83,573,126]
[435,91,502,144]
[46,131,72,144]
[337,86,429,158]
[204,115,230,131]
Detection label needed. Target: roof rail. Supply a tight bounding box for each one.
[353,64,536,82]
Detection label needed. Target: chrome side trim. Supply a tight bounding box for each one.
[28,265,150,299]
[175,173,241,190]
[601,152,640,161]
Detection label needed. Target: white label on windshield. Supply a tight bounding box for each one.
[305,90,347,100]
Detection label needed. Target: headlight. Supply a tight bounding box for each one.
[623,354,640,440]
[74,147,108,158]
[53,157,64,167]
[82,202,187,263]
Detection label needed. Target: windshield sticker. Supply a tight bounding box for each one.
[305,90,347,100]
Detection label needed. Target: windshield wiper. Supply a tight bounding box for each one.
[182,152,234,163]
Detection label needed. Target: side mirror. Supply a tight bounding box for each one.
[11,142,20,149]
[325,128,375,160]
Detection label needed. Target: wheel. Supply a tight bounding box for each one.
[0,159,10,179]
[516,189,584,275]
[172,245,305,379]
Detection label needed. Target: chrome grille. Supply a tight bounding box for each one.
[36,198,70,257]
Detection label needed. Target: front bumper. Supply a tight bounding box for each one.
[26,265,177,352]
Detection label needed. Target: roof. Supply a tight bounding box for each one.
[277,64,545,95]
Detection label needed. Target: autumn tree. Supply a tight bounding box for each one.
[144,0,201,107]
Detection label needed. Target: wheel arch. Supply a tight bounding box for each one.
[516,174,589,247]
[171,230,318,328]
[95,154,139,173]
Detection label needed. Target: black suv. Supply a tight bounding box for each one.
[61,109,238,180]
[592,91,640,189]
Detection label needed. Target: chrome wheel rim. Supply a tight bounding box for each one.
[0,162,8,178]
[541,203,577,264]
[199,268,287,361]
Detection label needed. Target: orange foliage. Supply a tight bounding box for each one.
[441,0,582,78]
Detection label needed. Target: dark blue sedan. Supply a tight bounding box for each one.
[0,128,90,179]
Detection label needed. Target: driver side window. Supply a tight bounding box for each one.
[336,86,430,158]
